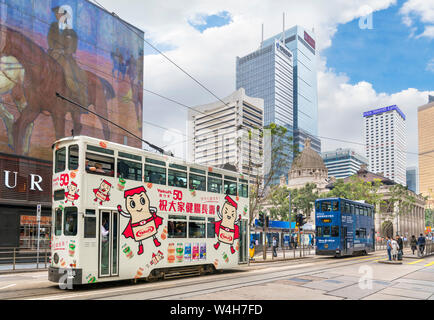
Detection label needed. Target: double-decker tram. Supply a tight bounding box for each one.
[48,136,250,286]
[315,198,375,257]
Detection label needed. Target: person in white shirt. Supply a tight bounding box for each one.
[391,238,399,261]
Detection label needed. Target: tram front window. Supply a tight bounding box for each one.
[323,226,331,237]
[63,207,77,236]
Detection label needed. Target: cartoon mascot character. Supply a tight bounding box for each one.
[214,195,240,254]
[64,182,79,205]
[117,186,162,255]
[93,180,112,205]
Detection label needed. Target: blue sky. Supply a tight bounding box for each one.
[188,11,232,33]
[323,0,433,94]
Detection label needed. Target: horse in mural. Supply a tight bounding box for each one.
[0,24,115,155]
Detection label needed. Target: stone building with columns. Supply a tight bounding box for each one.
[339,166,426,238]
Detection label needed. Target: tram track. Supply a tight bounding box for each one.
[13,251,394,300]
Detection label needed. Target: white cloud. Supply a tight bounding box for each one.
[318,57,434,167]
[427,58,434,72]
[93,0,432,167]
[400,0,434,38]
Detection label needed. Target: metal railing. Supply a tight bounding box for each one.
[252,243,315,261]
[0,247,50,272]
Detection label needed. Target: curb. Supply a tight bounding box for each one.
[377,260,402,265]
[250,256,313,264]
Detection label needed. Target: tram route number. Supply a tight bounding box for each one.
[170,304,263,318]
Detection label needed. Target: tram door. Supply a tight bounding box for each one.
[342,227,348,254]
[99,210,119,277]
[238,220,248,264]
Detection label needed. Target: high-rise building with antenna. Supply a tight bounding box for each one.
[236,23,319,184]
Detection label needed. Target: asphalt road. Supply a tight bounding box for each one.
[0,251,433,300]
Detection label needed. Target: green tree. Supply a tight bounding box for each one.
[326,176,383,207]
[248,123,298,224]
[291,183,320,219]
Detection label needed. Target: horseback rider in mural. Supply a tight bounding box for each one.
[48,5,89,107]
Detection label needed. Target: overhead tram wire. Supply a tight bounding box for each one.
[55,92,174,156]
[88,1,434,165]
[90,0,231,109]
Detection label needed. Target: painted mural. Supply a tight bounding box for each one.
[0,0,144,159]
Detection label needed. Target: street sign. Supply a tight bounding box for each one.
[37,204,41,222]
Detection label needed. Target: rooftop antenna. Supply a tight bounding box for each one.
[282,12,286,45]
[260,23,264,48]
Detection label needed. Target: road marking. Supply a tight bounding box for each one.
[408,259,424,265]
[424,261,434,267]
[357,257,379,261]
[374,258,387,262]
[0,284,16,290]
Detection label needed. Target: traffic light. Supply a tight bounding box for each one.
[300,215,307,227]
[258,212,264,227]
[296,214,302,227]
[265,215,270,228]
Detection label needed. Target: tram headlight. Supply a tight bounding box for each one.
[324,244,328,249]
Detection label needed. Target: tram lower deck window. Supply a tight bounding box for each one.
[207,217,215,238]
[331,226,339,237]
[55,208,62,236]
[63,207,77,236]
[168,215,187,238]
[189,217,205,238]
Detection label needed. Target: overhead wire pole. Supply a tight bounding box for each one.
[55,92,173,156]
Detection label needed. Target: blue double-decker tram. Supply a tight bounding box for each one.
[315,198,375,257]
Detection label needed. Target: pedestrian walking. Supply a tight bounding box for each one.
[272,236,278,257]
[417,233,426,256]
[386,236,392,261]
[410,235,417,255]
[396,235,403,260]
[391,237,399,261]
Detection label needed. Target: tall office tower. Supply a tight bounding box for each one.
[321,148,368,179]
[429,95,434,103]
[236,25,319,183]
[406,167,419,194]
[187,88,264,181]
[363,105,407,186]
[418,99,434,208]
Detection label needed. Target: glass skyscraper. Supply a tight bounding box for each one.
[236,25,319,184]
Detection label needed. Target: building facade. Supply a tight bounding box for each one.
[328,166,426,238]
[236,25,320,183]
[363,105,407,186]
[187,88,264,181]
[0,0,144,248]
[321,148,368,179]
[260,25,319,148]
[418,100,434,209]
[406,166,419,194]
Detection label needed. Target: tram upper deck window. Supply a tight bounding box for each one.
[68,145,79,170]
[239,179,248,198]
[189,173,206,191]
[208,172,222,194]
[344,202,351,214]
[55,147,66,173]
[321,201,332,212]
[63,207,77,236]
[315,202,320,212]
[85,152,114,177]
[117,158,142,181]
[224,176,237,196]
[332,201,339,212]
[168,164,187,188]
[55,208,62,236]
[145,164,166,185]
